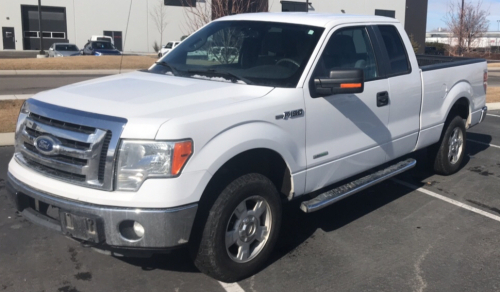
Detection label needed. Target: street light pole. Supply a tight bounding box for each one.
[38,0,45,55]
[458,0,464,55]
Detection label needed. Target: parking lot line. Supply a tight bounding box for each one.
[219,281,246,292]
[393,179,500,223]
[467,139,500,149]
[486,114,500,118]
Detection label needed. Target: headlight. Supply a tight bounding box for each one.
[116,140,193,191]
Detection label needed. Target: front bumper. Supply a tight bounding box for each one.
[6,172,198,249]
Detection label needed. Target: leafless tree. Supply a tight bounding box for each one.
[150,0,169,48]
[182,0,268,33]
[445,0,489,55]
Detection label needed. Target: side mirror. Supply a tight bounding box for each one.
[312,69,364,97]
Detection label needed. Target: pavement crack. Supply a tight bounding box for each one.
[413,244,432,292]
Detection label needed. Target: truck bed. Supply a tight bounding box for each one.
[416,55,486,72]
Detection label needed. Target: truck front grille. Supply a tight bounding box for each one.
[14,99,126,191]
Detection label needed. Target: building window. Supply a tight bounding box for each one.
[24,31,38,38]
[164,0,196,7]
[281,1,308,12]
[375,9,395,18]
[52,32,65,39]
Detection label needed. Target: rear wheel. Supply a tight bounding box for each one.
[429,115,467,175]
[192,173,282,282]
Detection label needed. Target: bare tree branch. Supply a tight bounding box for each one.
[150,0,169,47]
[444,0,489,55]
[182,0,268,34]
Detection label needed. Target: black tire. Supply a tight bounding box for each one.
[428,115,467,175]
[191,173,282,282]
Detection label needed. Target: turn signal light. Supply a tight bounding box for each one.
[172,141,193,175]
[340,83,362,89]
[484,71,488,94]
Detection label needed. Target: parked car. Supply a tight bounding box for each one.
[7,13,487,283]
[90,35,114,45]
[48,43,80,57]
[82,41,121,56]
[158,41,181,57]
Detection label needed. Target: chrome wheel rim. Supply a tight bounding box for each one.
[448,127,464,164]
[225,196,272,263]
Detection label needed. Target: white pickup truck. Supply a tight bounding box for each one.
[7,13,487,282]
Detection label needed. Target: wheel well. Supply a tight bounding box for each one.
[204,149,292,201]
[449,97,469,121]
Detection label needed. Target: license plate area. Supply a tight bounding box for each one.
[60,211,104,243]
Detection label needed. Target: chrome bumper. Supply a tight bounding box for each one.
[6,172,197,249]
[479,106,488,124]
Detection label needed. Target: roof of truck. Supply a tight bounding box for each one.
[216,12,399,28]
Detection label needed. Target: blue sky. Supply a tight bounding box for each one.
[427,0,500,31]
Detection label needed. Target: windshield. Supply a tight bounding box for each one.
[92,42,115,50]
[55,45,79,51]
[166,42,173,49]
[149,20,324,88]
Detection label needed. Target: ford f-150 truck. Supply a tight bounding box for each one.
[6,13,488,282]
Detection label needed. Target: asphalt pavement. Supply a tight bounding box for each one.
[0,111,499,291]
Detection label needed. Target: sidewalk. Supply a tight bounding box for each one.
[0,94,33,101]
[0,69,137,75]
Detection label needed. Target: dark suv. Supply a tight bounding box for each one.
[82,41,121,56]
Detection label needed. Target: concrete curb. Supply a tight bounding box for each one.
[0,69,137,75]
[488,102,500,110]
[0,133,15,147]
[0,94,33,101]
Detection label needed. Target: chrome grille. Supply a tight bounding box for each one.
[14,99,127,191]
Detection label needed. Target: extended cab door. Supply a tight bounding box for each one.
[303,26,391,193]
[374,24,422,159]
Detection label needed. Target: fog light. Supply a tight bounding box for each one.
[133,221,145,238]
[119,220,145,241]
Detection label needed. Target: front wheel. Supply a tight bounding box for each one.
[192,173,282,282]
[429,115,467,175]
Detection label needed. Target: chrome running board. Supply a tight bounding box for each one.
[300,158,416,213]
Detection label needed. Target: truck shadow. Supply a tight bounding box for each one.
[117,132,493,277]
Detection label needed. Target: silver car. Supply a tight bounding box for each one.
[48,43,81,57]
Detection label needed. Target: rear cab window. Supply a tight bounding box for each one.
[376,25,411,76]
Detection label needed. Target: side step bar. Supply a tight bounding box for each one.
[300,159,416,213]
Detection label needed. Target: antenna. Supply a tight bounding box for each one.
[120,0,133,74]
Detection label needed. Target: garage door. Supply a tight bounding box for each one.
[21,5,68,50]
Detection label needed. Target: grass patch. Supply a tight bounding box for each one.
[0,100,24,133]
[0,56,158,70]
[487,87,500,103]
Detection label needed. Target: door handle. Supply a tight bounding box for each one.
[377,91,389,107]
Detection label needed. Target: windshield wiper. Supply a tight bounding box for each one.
[155,61,180,76]
[187,69,253,85]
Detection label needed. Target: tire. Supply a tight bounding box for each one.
[192,173,282,282]
[429,115,467,175]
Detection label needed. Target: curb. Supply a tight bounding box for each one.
[0,133,15,147]
[488,102,500,110]
[0,94,33,101]
[0,69,137,75]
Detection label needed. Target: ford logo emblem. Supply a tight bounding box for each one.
[35,136,59,155]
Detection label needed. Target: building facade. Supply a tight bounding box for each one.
[0,0,428,53]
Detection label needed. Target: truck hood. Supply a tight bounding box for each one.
[32,71,274,139]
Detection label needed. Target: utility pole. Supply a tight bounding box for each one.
[38,0,45,55]
[458,0,464,55]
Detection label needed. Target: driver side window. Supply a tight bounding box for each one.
[313,27,378,81]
